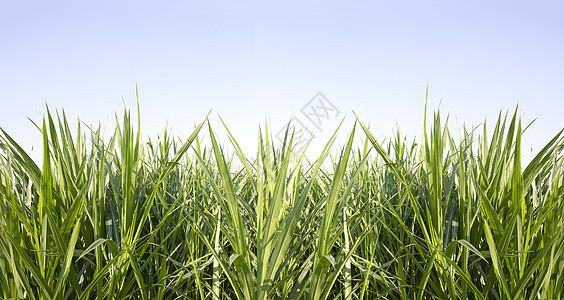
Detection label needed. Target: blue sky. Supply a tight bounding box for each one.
[1,1,563,161]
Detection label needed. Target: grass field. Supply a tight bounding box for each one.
[0,102,563,299]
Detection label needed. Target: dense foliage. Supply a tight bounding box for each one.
[0,104,563,299]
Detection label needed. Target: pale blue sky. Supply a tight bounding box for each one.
[1,1,563,161]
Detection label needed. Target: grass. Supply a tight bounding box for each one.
[0,100,563,299]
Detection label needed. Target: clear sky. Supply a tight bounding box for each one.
[1,1,563,162]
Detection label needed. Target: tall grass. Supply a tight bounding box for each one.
[0,103,563,299]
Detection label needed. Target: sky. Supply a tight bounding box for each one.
[1,1,563,163]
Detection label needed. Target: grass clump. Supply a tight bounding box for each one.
[0,103,563,299]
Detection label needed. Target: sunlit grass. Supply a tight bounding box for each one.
[0,101,563,299]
